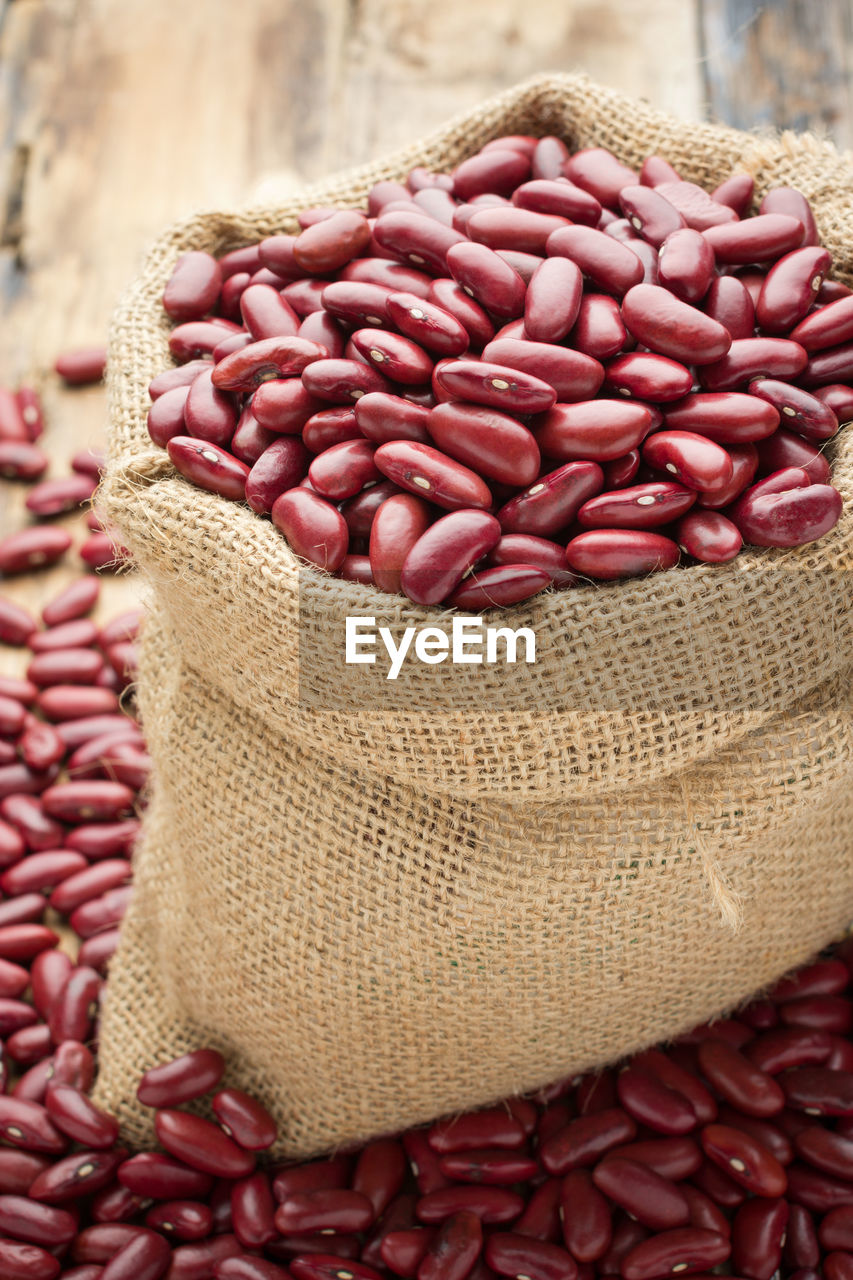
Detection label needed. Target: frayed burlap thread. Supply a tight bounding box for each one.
[97,73,853,1157]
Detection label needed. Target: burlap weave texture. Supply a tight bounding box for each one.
[97,73,853,1156]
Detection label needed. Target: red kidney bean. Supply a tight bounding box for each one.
[27,646,104,687]
[0,1096,66,1153]
[154,1111,255,1179]
[794,1124,853,1178]
[416,1185,523,1225]
[118,1152,213,1201]
[0,767,60,807]
[0,956,30,998]
[0,816,25,865]
[534,400,651,462]
[231,1170,276,1247]
[65,818,138,858]
[621,1227,730,1280]
[211,336,326,392]
[618,184,685,246]
[368,493,432,594]
[468,206,569,254]
[145,1198,213,1242]
[29,949,73,1021]
[343,257,433,298]
[791,296,853,356]
[592,1157,688,1230]
[563,147,636,205]
[598,1214,650,1276]
[302,357,391,403]
[678,1184,730,1238]
[780,994,853,1033]
[373,212,466,276]
[564,293,626,361]
[519,257,583,343]
[513,178,600,226]
[15,386,44,440]
[657,227,715,303]
[488,535,577,588]
[213,330,254,362]
[759,186,819,244]
[244,1260,320,1280]
[251,380,322,435]
[26,1145,125,1204]
[162,1232,243,1277]
[0,440,50,480]
[702,212,804,264]
[384,291,469,356]
[0,388,30,441]
[164,251,222,320]
[445,241,526,318]
[245,436,310,513]
[0,1148,50,1195]
[322,280,393,329]
[426,278,494,347]
[0,1238,62,1279]
[785,1202,820,1268]
[755,245,830,333]
[275,1189,375,1234]
[100,1229,172,1280]
[0,598,38,649]
[170,319,241,362]
[400,509,500,603]
[41,1083,115,1155]
[454,148,531,199]
[149,360,212,401]
[664,391,779,443]
[710,172,754,216]
[703,274,755,340]
[50,1040,95,1092]
[565,529,679,579]
[616,1066,697,1135]
[650,181,735,231]
[800,338,853,388]
[787,1162,853,1211]
[697,1039,785,1115]
[731,475,842,547]
[72,1222,146,1261]
[642,431,734,491]
[730,1196,788,1280]
[270,488,349,571]
[272,1157,352,1202]
[1,795,65,851]
[165,437,249,500]
[540,1109,637,1176]
[545,224,642,298]
[0,527,71,574]
[486,1232,577,1280]
[349,328,434,385]
[696,442,758,508]
[354,393,431,446]
[677,510,743,562]
[302,406,362,453]
[77,925,120,971]
[381,1226,435,1275]
[437,1145,540,1185]
[559,1169,611,1261]
[819,1206,853,1252]
[374,439,492,510]
[434,359,556,417]
[79,529,129,570]
[54,345,107,385]
[605,352,692,402]
[710,1108,792,1166]
[749,377,838,441]
[0,692,26,736]
[699,1122,787,1195]
[418,1209,482,1280]
[237,284,299,341]
[0,996,39,1034]
[210,1088,277,1151]
[48,966,102,1042]
[39,578,99,630]
[815,382,853,425]
[292,212,372,273]
[308,440,379,501]
[183,367,239,447]
[40,779,133,823]
[511,1176,562,1243]
[427,402,540,485]
[621,283,731,365]
[701,335,809,390]
[782,1066,853,1115]
[826,1250,853,1280]
[578,482,696,530]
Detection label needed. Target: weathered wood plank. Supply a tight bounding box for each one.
[699,0,853,149]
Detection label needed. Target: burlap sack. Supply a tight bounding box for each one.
[97,72,853,1158]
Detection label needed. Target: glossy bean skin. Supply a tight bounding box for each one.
[547,225,643,297]
[271,489,349,572]
[245,438,311,514]
[621,284,731,365]
[791,294,853,355]
[0,527,72,575]
[703,275,755,340]
[292,211,372,274]
[427,402,540,486]
[618,184,685,247]
[467,206,569,254]
[677,511,742,562]
[565,147,638,206]
[433,358,556,415]
[350,328,434,385]
[136,1049,224,1108]
[483,338,604,402]
[592,1157,689,1230]
[559,1168,611,1262]
[703,213,805,264]
[385,291,470,355]
[54,345,107,385]
[374,440,492,510]
[373,212,466,276]
[696,442,758,509]
[711,171,754,216]
[731,477,842,548]
[565,530,680,580]
[512,177,600,226]
[699,1123,787,1196]
[487,1232,577,1280]
[782,1067,853,1116]
[523,257,584,343]
[275,1189,375,1234]
[302,407,361,453]
[657,228,715,303]
[302,358,391,404]
[617,1067,697,1135]
[444,241,526,318]
[756,245,831,333]
[697,1040,785,1116]
[620,1227,730,1280]
[578,482,696,530]
[571,294,628,360]
[643,431,733,492]
[497,461,604,536]
[540,1109,637,1176]
[605,352,692,402]
[154,1110,254,1180]
[663,392,779,443]
[748,378,838,441]
[700,336,808,390]
[447,564,550,609]
[655,180,737,231]
[730,1197,788,1280]
[44,1085,118,1149]
[166,437,249,501]
[355,393,432,445]
[417,1209,482,1280]
[400,510,501,605]
[794,1125,853,1179]
[211,336,326,392]
[369,494,432,595]
[0,441,50,481]
[534,401,652,462]
[163,251,222,320]
[309,441,380,501]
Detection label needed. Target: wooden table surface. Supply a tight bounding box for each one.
[1,0,852,677]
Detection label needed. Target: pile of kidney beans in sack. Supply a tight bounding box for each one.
[148,136,850,607]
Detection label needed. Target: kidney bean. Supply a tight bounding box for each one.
[702,212,804,263]
[399,510,499,604]
[577,481,695,530]
[516,258,585,344]
[0,599,38,650]
[154,1110,255,1180]
[642,431,734,492]
[0,1148,50,1195]
[25,1145,124,1206]
[435,361,555,419]
[368,493,432,594]
[545,224,642,298]
[374,439,492,510]
[0,387,29,441]
[28,949,72,1021]
[729,1197,788,1280]
[0,1096,66,1154]
[48,965,102,1042]
[732,475,842,547]
[656,227,715,303]
[815,382,853,426]
[12,1057,52,1102]
[484,350,600,412]
[0,439,50,481]
[621,1227,730,1280]
[566,527,680,579]
[44,687,121,728]
[504,1176,561,1244]
[560,147,635,206]
[701,335,809,390]
[115,1152,213,1202]
[163,251,222,320]
[783,1202,820,1268]
[181,367,239,448]
[381,295,468,360]
[273,1189,374,1235]
[0,1238,61,1279]
[675,1185,728,1240]
[249,384,320,438]
[380,1226,435,1275]
[616,1066,697,1134]
[818,1207,853,1253]
[347,329,433,386]
[270,488,349,571]
[782,1065,853,1115]
[302,357,391,403]
[800,338,853,387]
[38,581,98,633]
[703,274,755,340]
[447,562,549,607]
[793,1124,853,1179]
[663,391,779,443]
[148,361,212,403]
[272,1157,353,1202]
[0,956,30,999]
[442,241,525,319]
[759,185,819,244]
[791,296,853,358]
[0,816,25,866]
[510,179,599,227]
[143,1198,212,1243]
[306,440,378,501]
[0,693,26,738]
[540,1109,637,1177]
[210,337,326,394]
[434,1145,538,1185]
[533,400,651,463]
[27,647,105,691]
[415,1209,482,1280]
[1,795,65,851]
[54,345,107,385]
[697,1039,785,1115]
[651,177,738,229]
[353,395,430,449]
[466,207,568,256]
[710,172,754,216]
[321,280,392,330]
[49,1040,95,1093]
[209,1088,277,1153]
[301,307,347,360]
[598,1214,651,1277]
[165,436,249,501]
[342,259,432,300]
[780,994,853,1034]
[39,779,133,824]
[693,442,757,509]
[0,526,71,574]
[787,1161,853,1211]
[372,212,466,276]
[488,535,576,587]
[605,352,692,402]
[486,1232,577,1280]
[229,1170,276,1248]
[99,1229,172,1280]
[170,320,242,362]
[415,1185,523,1226]
[617,184,685,247]
[228,406,277,466]
[558,1169,611,1262]
[754,247,830,334]
[675,511,742,562]
[621,284,731,365]
[163,1233,243,1277]
[452,147,530,200]
[302,406,362,453]
[425,402,539,486]
[748,378,838,441]
[591,1157,688,1230]
[699,1122,787,1195]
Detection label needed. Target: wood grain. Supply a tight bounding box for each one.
[699,0,853,149]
